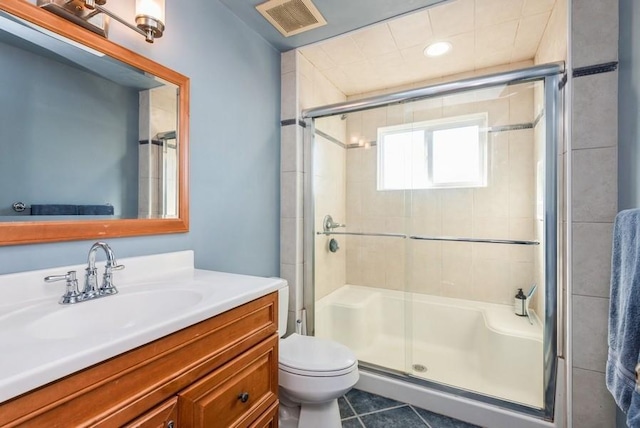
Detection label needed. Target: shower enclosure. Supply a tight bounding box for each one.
[303,63,563,421]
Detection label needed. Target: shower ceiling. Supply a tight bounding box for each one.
[299,0,558,95]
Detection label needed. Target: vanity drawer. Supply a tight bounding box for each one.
[0,292,277,428]
[249,401,279,428]
[122,397,178,428]
[178,334,278,428]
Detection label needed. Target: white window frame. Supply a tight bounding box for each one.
[377,113,488,190]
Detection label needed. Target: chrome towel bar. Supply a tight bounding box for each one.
[317,231,539,246]
[409,235,540,246]
[317,231,407,238]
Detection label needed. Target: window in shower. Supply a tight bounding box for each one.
[377,113,488,190]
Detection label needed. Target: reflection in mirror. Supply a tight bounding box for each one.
[0,0,188,245]
[0,10,178,221]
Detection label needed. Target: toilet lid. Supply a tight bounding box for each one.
[279,333,357,375]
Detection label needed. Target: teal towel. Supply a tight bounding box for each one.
[607,209,640,424]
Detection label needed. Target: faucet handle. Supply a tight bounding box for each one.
[106,263,125,272]
[45,271,82,304]
[101,262,124,296]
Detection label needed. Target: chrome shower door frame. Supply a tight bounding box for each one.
[302,62,565,421]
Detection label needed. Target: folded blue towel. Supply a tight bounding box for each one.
[77,205,114,215]
[30,204,114,216]
[607,209,640,423]
[30,204,78,215]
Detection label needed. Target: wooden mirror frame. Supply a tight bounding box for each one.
[0,0,189,246]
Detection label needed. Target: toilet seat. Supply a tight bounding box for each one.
[279,333,357,377]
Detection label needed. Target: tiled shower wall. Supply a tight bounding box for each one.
[280,51,347,329]
[569,0,619,425]
[313,119,347,300]
[343,85,541,307]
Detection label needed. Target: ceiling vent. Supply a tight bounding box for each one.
[256,0,327,37]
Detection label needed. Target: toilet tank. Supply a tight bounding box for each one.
[278,284,289,338]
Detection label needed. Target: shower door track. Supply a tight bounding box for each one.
[358,362,551,421]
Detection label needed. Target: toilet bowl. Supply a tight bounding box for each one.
[278,287,359,428]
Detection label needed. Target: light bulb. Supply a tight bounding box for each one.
[136,0,165,23]
[424,41,452,57]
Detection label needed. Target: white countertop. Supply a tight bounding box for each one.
[0,250,286,403]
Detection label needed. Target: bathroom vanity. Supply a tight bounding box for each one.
[0,251,285,427]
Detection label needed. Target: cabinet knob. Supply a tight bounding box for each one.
[238,392,250,403]
[166,421,175,428]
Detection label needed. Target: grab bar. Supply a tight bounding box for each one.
[409,235,540,246]
[317,231,407,239]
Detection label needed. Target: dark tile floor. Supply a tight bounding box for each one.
[340,389,483,428]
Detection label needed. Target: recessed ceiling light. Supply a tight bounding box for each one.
[424,41,452,57]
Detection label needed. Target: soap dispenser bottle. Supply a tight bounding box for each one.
[515,288,527,316]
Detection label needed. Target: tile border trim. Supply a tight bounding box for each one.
[573,62,618,79]
[315,129,346,148]
[281,118,307,128]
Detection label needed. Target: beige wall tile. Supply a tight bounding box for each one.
[441,189,473,237]
[573,72,618,150]
[572,223,614,298]
[572,0,618,68]
[281,217,303,265]
[281,125,303,173]
[572,147,617,223]
[572,368,617,428]
[472,258,510,303]
[281,50,297,75]
[281,71,298,120]
[572,295,609,372]
[281,172,303,219]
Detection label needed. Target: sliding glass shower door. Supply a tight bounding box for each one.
[310,65,560,418]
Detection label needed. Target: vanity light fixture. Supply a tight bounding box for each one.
[424,41,452,57]
[38,0,165,43]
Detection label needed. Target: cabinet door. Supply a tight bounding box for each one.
[249,402,278,428]
[123,397,178,428]
[179,335,278,428]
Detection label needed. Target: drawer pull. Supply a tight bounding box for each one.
[167,421,175,428]
[238,392,250,403]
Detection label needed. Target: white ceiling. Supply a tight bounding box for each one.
[299,0,557,95]
[218,0,446,51]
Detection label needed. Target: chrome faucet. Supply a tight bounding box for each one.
[84,241,124,298]
[45,242,124,304]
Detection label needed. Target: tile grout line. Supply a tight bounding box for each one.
[351,403,411,418]
[342,395,366,427]
[409,405,433,428]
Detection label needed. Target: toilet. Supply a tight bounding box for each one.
[278,286,359,428]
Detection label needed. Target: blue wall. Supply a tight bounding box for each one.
[619,0,640,211]
[0,1,281,277]
[0,40,139,218]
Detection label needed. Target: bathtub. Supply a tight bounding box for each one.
[315,284,544,410]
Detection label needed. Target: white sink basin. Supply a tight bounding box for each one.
[25,289,204,340]
[0,250,287,404]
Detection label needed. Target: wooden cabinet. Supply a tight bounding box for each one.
[123,398,178,428]
[179,335,278,427]
[0,292,279,428]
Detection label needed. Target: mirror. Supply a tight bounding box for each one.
[0,0,189,245]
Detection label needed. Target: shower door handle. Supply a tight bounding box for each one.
[323,215,346,232]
